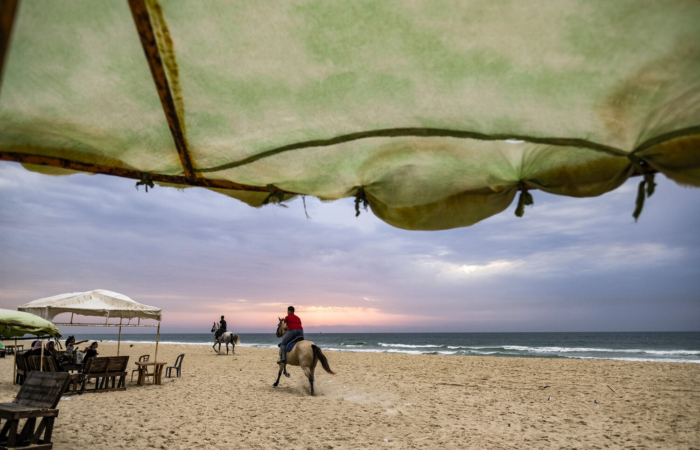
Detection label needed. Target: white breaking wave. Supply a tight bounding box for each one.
[573,356,699,364]
[447,346,493,349]
[378,343,443,348]
[501,346,700,355]
[80,338,700,363]
[93,339,213,346]
[385,349,426,355]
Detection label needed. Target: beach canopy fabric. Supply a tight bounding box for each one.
[18,290,162,322]
[0,308,62,339]
[0,0,699,230]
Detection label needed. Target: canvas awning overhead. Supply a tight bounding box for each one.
[0,308,61,339]
[18,290,162,323]
[0,0,698,230]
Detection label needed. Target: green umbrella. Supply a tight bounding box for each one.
[0,309,61,339]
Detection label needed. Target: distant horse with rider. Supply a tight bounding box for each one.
[211,322,240,354]
[274,317,334,395]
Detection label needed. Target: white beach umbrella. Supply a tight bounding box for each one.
[18,289,162,322]
[19,290,163,363]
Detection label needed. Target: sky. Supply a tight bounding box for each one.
[1,162,699,333]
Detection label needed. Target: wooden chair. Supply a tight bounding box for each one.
[80,356,129,393]
[26,357,38,373]
[165,354,185,378]
[131,355,150,382]
[14,356,28,386]
[28,357,57,373]
[54,360,83,396]
[65,372,82,397]
[0,371,70,450]
[7,346,24,356]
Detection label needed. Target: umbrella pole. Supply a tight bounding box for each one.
[12,338,16,385]
[117,325,122,356]
[153,321,161,385]
[40,337,44,372]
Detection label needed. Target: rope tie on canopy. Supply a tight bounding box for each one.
[354,187,369,217]
[514,182,534,218]
[135,172,155,192]
[629,156,656,222]
[263,184,286,206]
[302,195,311,219]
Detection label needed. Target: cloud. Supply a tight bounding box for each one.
[415,257,520,279]
[1,162,699,332]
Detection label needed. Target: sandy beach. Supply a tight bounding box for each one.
[0,342,698,449]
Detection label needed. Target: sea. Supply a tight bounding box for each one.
[68,332,700,364]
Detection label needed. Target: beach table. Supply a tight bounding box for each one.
[61,362,84,395]
[5,345,23,355]
[135,361,167,386]
[61,363,84,373]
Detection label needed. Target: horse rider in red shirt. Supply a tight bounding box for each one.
[279,306,304,364]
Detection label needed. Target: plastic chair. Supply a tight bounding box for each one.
[166,354,184,378]
[131,355,150,382]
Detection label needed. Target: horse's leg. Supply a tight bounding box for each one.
[310,358,318,395]
[273,367,283,387]
[226,341,229,355]
[302,365,315,396]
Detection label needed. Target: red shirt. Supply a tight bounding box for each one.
[284,313,303,331]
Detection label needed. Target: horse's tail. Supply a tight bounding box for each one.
[232,334,240,345]
[312,345,335,375]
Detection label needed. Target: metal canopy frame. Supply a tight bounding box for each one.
[53,313,162,364]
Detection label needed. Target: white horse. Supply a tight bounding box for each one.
[211,322,240,354]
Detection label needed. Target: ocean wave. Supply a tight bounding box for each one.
[644,349,700,355]
[378,343,443,348]
[384,349,426,354]
[93,339,215,346]
[501,346,700,355]
[572,356,700,364]
[78,337,700,363]
[447,346,493,349]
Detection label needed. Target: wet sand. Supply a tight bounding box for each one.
[0,342,698,449]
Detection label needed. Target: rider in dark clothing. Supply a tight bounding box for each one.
[278,306,304,364]
[215,315,227,339]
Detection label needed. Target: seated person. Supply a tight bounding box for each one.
[25,340,45,357]
[24,341,62,370]
[83,342,99,363]
[65,336,88,354]
[45,341,58,358]
[45,341,65,371]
